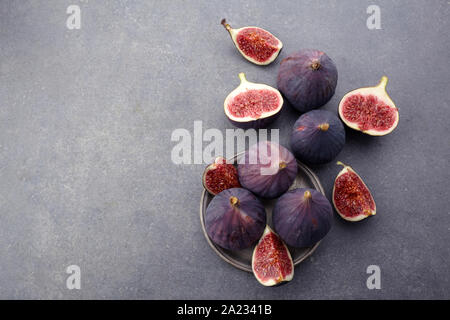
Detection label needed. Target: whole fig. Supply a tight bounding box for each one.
[277,49,338,112]
[238,141,298,199]
[205,188,266,251]
[273,188,333,247]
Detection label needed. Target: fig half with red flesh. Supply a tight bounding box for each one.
[224,73,283,129]
[332,162,376,222]
[202,157,240,196]
[221,19,282,65]
[252,225,294,286]
[338,76,399,136]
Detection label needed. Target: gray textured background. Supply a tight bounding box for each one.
[0,0,449,299]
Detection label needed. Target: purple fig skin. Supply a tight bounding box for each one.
[277,49,338,113]
[205,188,266,251]
[290,110,345,164]
[238,141,298,199]
[273,188,333,247]
[227,110,281,129]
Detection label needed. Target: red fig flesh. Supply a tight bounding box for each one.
[221,19,282,65]
[338,76,399,136]
[224,73,283,129]
[332,162,376,222]
[202,157,240,196]
[252,225,294,286]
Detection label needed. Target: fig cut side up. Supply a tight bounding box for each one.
[202,157,240,196]
[221,19,282,65]
[332,162,376,222]
[338,76,399,136]
[252,225,294,286]
[224,73,283,129]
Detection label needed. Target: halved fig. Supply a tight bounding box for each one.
[224,73,283,129]
[252,225,294,286]
[332,161,376,222]
[202,157,240,196]
[338,76,399,136]
[221,19,282,65]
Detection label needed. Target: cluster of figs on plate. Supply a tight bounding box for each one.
[202,19,399,286]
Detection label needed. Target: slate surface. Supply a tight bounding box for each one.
[0,0,448,299]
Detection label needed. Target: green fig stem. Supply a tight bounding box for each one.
[230,196,239,206]
[221,18,232,32]
[318,123,329,131]
[238,72,247,83]
[336,161,347,168]
[378,76,389,89]
[304,190,312,199]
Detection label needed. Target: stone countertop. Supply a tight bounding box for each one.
[0,0,448,299]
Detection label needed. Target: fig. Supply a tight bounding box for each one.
[252,225,294,286]
[277,49,338,113]
[332,162,376,222]
[273,188,333,247]
[205,188,266,251]
[221,19,282,65]
[338,76,399,136]
[224,73,283,129]
[237,141,298,199]
[290,110,345,164]
[202,157,241,196]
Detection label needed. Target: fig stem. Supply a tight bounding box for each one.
[378,76,389,89]
[318,123,329,131]
[238,72,247,83]
[230,196,239,206]
[214,156,226,165]
[221,18,232,32]
[336,161,347,168]
[311,60,321,70]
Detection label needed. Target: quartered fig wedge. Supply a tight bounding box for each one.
[224,73,283,129]
[252,225,294,286]
[338,76,399,136]
[221,19,282,65]
[202,157,240,196]
[332,162,376,222]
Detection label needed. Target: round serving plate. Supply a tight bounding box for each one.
[199,151,324,272]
